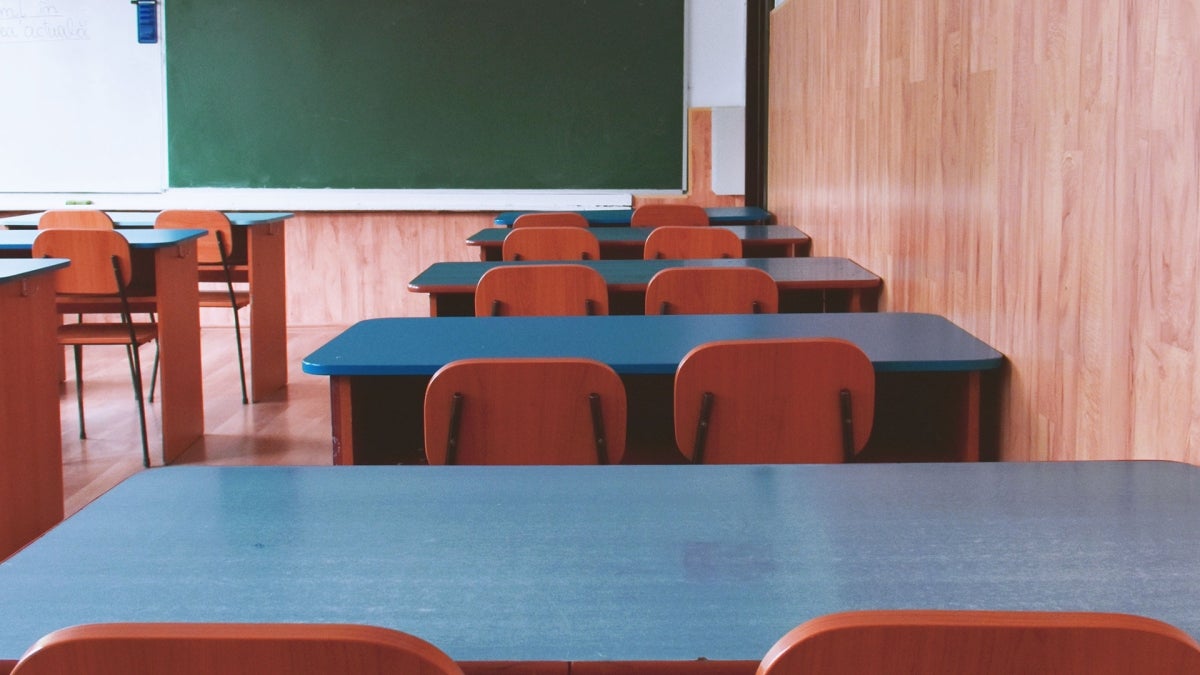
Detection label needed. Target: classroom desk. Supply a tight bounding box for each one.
[0,229,205,464]
[301,313,1003,465]
[0,211,292,401]
[494,206,774,227]
[0,461,1196,675]
[466,225,812,260]
[0,259,68,560]
[409,257,882,315]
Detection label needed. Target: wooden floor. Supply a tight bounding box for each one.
[60,326,344,517]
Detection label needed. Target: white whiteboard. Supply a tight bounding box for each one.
[0,0,164,193]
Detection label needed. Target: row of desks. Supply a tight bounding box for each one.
[301,313,1003,465]
[0,460,1197,671]
[0,212,293,454]
[409,257,882,315]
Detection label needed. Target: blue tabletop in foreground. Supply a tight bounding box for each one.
[302,312,1003,376]
[493,206,773,227]
[0,211,293,229]
[0,229,206,250]
[0,258,69,282]
[0,461,1196,663]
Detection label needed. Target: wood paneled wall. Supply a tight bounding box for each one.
[767,0,1200,463]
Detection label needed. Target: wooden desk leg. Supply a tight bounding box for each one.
[428,294,440,317]
[155,241,204,464]
[330,376,355,465]
[248,222,288,401]
[847,289,862,312]
[0,274,64,559]
[956,371,982,462]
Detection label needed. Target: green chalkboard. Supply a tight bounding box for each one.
[165,0,684,190]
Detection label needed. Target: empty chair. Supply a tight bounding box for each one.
[674,338,874,464]
[11,622,463,675]
[502,226,600,261]
[37,210,115,230]
[154,210,250,404]
[630,203,709,228]
[475,264,608,316]
[757,610,1200,675]
[645,267,778,315]
[643,225,742,259]
[511,211,590,228]
[424,358,626,465]
[32,229,158,468]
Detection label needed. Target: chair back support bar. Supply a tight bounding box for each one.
[512,212,590,228]
[425,358,626,465]
[630,204,709,228]
[675,338,874,464]
[643,226,742,259]
[503,226,600,261]
[476,264,609,316]
[645,267,778,315]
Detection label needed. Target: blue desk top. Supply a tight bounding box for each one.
[302,313,1002,376]
[0,211,293,229]
[468,224,808,246]
[494,206,773,227]
[0,462,1196,662]
[408,257,881,292]
[0,258,69,282]
[0,229,206,250]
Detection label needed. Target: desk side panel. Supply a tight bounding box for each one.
[0,273,64,559]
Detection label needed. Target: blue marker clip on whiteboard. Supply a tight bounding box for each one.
[133,0,158,44]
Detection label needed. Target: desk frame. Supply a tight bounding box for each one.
[0,261,66,559]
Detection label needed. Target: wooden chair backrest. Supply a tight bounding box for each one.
[424,358,627,465]
[11,622,464,675]
[643,226,742,259]
[630,203,709,228]
[475,264,609,316]
[502,226,601,261]
[32,229,132,295]
[674,338,874,463]
[155,209,235,266]
[511,212,590,228]
[37,210,115,230]
[645,267,778,315]
[757,610,1200,675]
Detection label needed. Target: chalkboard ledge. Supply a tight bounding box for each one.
[0,189,647,212]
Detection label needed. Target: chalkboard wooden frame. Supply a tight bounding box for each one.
[165,0,685,191]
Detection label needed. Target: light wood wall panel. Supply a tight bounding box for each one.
[280,212,489,325]
[768,0,1200,463]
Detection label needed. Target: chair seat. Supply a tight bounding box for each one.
[199,265,248,284]
[198,289,250,308]
[56,295,157,315]
[58,322,157,347]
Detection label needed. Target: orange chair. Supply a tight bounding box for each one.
[511,211,590,228]
[11,623,463,675]
[502,226,601,261]
[154,210,250,404]
[643,225,741,259]
[757,610,1200,675]
[37,210,115,230]
[674,338,874,464]
[424,358,626,465]
[475,264,608,316]
[645,267,778,315]
[630,203,709,228]
[32,229,158,467]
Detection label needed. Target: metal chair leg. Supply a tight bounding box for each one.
[73,345,86,439]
